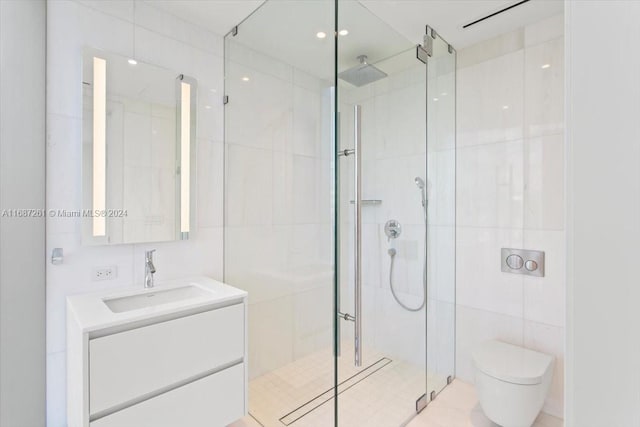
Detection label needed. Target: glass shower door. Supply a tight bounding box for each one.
[334,3,456,426]
[223,1,455,425]
[425,29,457,401]
[223,1,337,426]
[334,3,429,426]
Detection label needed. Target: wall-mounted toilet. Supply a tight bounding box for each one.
[472,340,554,427]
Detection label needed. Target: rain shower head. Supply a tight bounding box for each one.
[338,55,388,87]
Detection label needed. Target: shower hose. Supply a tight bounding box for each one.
[388,209,427,312]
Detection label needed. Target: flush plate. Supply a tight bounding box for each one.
[501,248,545,277]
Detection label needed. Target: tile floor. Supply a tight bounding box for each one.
[230,379,563,427]
[241,341,446,427]
[406,380,563,427]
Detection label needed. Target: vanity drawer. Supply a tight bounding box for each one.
[89,303,244,415]
[90,363,245,427]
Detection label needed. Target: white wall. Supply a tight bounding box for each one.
[0,1,46,426]
[455,14,565,417]
[46,1,225,425]
[565,1,640,425]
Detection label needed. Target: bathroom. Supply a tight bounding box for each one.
[1,1,639,426]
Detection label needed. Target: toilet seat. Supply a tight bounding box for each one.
[472,340,553,385]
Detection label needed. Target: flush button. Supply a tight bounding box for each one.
[506,254,524,269]
[501,248,545,277]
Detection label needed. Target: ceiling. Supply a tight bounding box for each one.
[151,0,563,49]
[150,1,264,37]
[360,0,563,49]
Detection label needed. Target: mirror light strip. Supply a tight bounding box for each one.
[180,82,191,233]
[93,57,106,237]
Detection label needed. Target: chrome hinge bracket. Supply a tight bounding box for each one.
[416,26,434,64]
[337,311,356,322]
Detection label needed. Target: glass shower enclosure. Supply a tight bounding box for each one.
[224,1,455,425]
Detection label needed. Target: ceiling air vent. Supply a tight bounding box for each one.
[463,0,530,29]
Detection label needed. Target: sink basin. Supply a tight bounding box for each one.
[103,285,211,313]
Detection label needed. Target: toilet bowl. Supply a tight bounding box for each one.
[472,340,554,427]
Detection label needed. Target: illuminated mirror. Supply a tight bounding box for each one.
[81,48,196,245]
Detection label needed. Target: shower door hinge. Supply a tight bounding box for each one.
[428,25,437,40]
[223,95,229,105]
[416,393,428,413]
[416,44,430,64]
[416,30,433,64]
[447,375,453,385]
[231,26,238,36]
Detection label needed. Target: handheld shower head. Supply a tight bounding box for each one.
[414,177,425,189]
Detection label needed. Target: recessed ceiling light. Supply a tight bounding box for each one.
[502,105,510,110]
[205,105,212,110]
[441,92,447,96]
[541,63,551,69]
[316,31,327,39]
[242,76,250,82]
[339,29,349,36]
[127,59,137,65]
[433,98,439,102]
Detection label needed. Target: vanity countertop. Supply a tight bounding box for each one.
[67,276,247,333]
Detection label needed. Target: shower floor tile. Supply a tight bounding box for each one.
[230,379,563,427]
[234,342,448,427]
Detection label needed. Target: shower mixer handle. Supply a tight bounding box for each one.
[385,219,402,241]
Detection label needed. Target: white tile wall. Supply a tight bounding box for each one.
[456,227,524,317]
[524,134,565,230]
[456,140,524,228]
[46,2,225,426]
[457,50,524,147]
[455,14,565,418]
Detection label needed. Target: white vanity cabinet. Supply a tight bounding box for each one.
[67,277,248,427]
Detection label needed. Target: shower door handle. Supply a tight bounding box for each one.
[354,104,362,367]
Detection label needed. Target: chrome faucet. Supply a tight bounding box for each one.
[144,250,156,288]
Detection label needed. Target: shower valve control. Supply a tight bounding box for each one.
[501,248,545,277]
[385,219,402,241]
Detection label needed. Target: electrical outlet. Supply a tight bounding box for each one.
[93,266,117,281]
